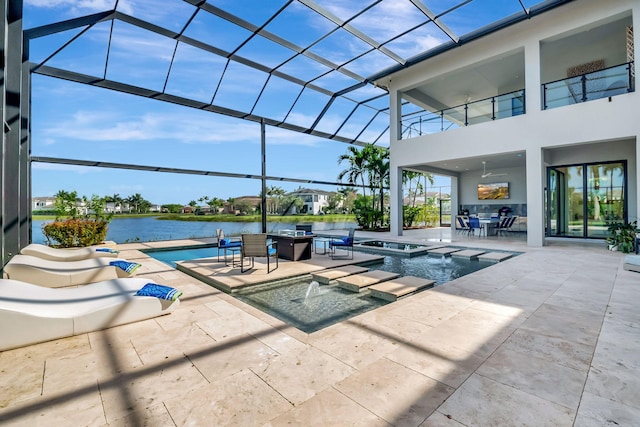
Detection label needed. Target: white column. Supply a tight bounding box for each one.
[526,147,544,247]
[389,87,403,236]
[524,38,541,115]
[450,176,459,234]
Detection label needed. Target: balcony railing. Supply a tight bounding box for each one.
[542,61,635,110]
[400,89,525,139]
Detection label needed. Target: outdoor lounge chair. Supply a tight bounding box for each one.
[216,228,242,263]
[20,243,119,261]
[0,277,180,351]
[240,233,278,273]
[3,254,141,288]
[329,228,355,259]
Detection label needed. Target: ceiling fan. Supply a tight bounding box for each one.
[481,161,507,178]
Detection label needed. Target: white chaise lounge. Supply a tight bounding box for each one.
[20,243,119,262]
[0,277,180,351]
[3,254,141,288]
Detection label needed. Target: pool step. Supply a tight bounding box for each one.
[369,276,436,301]
[426,247,462,256]
[450,249,486,259]
[478,252,514,262]
[311,265,369,285]
[337,270,400,292]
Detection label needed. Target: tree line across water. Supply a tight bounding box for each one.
[36,144,442,231]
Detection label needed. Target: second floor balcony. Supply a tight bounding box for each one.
[400,89,526,139]
[542,61,635,110]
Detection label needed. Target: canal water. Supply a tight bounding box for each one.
[31,217,358,244]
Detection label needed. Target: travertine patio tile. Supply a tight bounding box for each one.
[483,284,553,314]
[520,303,603,346]
[420,411,466,426]
[350,308,435,343]
[0,359,44,408]
[164,370,291,426]
[437,374,574,426]
[0,388,105,427]
[385,340,485,388]
[477,346,587,409]
[392,298,466,327]
[99,356,208,423]
[253,345,355,406]
[251,328,308,354]
[131,323,216,364]
[335,358,454,426]
[200,300,274,340]
[186,333,280,382]
[100,402,174,427]
[264,387,390,427]
[415,318,515,359]
[500,329,594,372]
[308,321,399,369]
[573,391,640,426]
[152,301,220,331]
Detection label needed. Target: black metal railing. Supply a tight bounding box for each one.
[542,61,634,110]
[400,89,525,139]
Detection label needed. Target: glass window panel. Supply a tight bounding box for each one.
[342,85,387,103]
[116,0,195,31]
[275,54,332,82]
[213,62,270,112]
[314,97,360,135]
[361,95,389,111]
[235,34,296,70]
[30,76,262,175]
[208,0,290,27]
[106,21,175,91]
[264,2,336,48]
[438,0,523,36]
[313,0,379,22]
[265,126,353,185]
[349,0,428,42]
[32,24,110,77]
[164,42,227,103]
[334,105,380,140]
[360,113,390,145]
[285,88,331,128]
[311,70,362,92]
[24,2,116,28]
[183,10,254,52]
[383,23,449,60]
[308,28,372,66]
[252,76,305,121]
[343,49,398,78]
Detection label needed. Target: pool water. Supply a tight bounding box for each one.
[144,245,507,333]
[143,245,219,267]
[235,278,389,333]
[358,240,426,250]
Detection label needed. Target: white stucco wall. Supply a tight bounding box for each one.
[386,0,640,246]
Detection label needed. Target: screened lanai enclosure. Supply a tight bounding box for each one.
[0,0,573,266]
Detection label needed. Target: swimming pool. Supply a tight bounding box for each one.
[144,244,502,333]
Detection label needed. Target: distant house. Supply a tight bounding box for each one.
[286,188,336,215]
[32,196,56,212]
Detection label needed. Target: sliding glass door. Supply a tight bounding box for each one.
[547,161,626,238]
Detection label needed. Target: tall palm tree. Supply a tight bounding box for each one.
[127,193,145,214]
[338,146,368,199]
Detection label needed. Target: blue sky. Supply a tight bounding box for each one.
[22,0,532,205]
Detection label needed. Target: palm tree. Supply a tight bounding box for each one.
[362,145,389,227]
[127,193,145,214]
[338,146,368,199]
